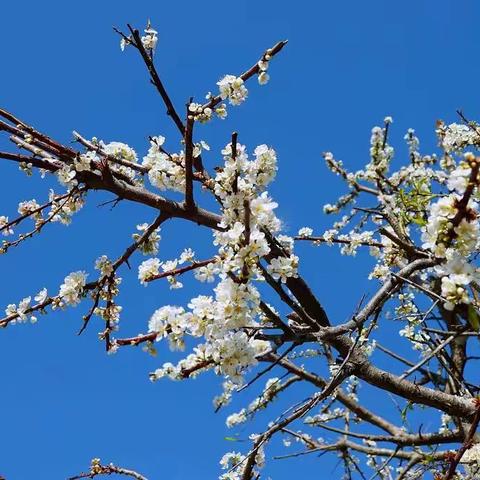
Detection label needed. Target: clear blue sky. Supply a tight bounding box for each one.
[1,1,479,479]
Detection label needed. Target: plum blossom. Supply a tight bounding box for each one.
[138,258,161,284]
[34,288,48,304]
[141,25,158,51]
[298,227,313,237]
[217,75,248,106]
[95,255,114,278]
[143,136,185,192]
[267,254,299,283]
[0,216,13,236]
[439,123,478,152]
[59,271,87,306]
[102,141,139,183]
[195,262,219,283]
[132,223,161,255]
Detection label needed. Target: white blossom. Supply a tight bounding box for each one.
[138,258,161,284]
[95,255,114,278]
[267,254,299,283]
[34,288,48,304]
[0,216,13,236]
[141,25,158,51]
[217,75,248,106]
[59,271,87,306]
[298,227,313,237]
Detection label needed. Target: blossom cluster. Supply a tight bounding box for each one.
[143,136,186,192]
[146,140,300,388]
[5,31,480,479]
[225,377,283,428]
[58,271,87,306]
[4,288,48,324]
[321,117,480,335]
[217,75,248,106]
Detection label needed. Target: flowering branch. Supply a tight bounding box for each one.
[125,24,185,135]
[145,258,215,283]
[184,108,195,209]
[69,459,148,480]
[441,398,480,480]
[201,40,288,113]
[4,18,480,480]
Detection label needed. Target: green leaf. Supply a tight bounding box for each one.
[411,216,427,227]
[468,305,480,331]
[224,437,238,442]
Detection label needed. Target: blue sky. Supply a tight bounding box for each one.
[1,1,480,479]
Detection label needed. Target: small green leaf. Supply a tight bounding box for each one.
[468,305,480,331]
[400,402,413,422]
[224,437,238,442]
[411,216,427,227]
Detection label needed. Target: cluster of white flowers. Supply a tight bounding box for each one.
[436,250,479,311]
[179,248,195,264]
[195,93,229,122]
[49,189,85,225]
[438,122,478,153]
[212,380,239,411]
[93,289,122,329]
[0,216,13,236]
[138,258,161,284]
[421,195,476,258]
[58,271,87,306]
[102,141,139,183]
[219,440,265,480]
[322,121,394,200]
[420,154,480,310]
[5,297,34,323]
[266,254,298,282]
[4,288,47,324]
[217,75,248,106]
[132,223,161,255]
[461,443,480,474]
[345,375,360,401]
[56,164,78,187]
[395,292,418,321]
[211,331,270,382]
[395,292,428,350]
[17,199,40,217]
[18,160,34,176]
[120,22,158,53]
[146,139,302,389]
[356,329,377,357]
[368,228,407,281]
[149,282,269,382]
[257,59,270,85]
[141,25,158,51]
[226,377,282,428]
[55,139,140,191]
[74,151,95,172]
[195,261,219,282]
[162,260,183,289]
[138,250,199,289]
[91,256,123,331]
[305,407,345,425]
[148,305,187,350]
[297,226,313,237]
[219,451,246,480]
[188,102,213,123]
[212,144,279,278]
[366,121,395,178]
[320,118,480,349]
[94,255,114,278]
[143,136,186,192]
